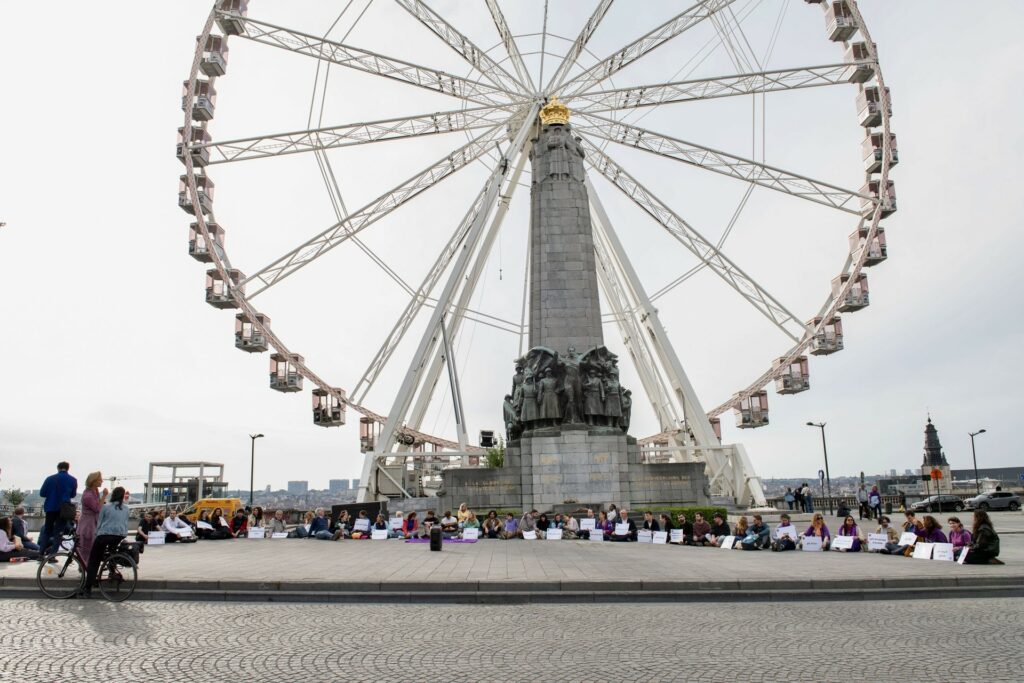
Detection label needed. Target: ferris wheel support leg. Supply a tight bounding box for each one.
[374,105,541,466]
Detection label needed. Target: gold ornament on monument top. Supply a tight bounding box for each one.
[539,97,570,126]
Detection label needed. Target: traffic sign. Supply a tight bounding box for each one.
[163,488,172,498]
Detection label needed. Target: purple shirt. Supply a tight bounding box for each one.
[804,524,831,540]
[916,527,948,543]
[503,519,518,533]
[949,528,971,548]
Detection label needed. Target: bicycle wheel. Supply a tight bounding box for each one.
[97,552,137,602]
[36,552,85,599]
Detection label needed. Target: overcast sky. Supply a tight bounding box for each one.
[2,1,1022,493]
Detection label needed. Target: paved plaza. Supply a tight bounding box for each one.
[1,597,1021,682]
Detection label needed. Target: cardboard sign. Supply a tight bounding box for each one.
[801,536,823,552]
[867,533,888,552]
[463,527,479,540]
[614,523,630,536]
[832,535,855,551]
[637,529,653,543]
[544,528,562,540]
[719,535,736,550]
[219,517,230,528]
[957,547,969,565]
[589,529,603,542]
[522,530,538,540]
[354,518,370,532]
[932,543,955,562]
[389,518,403,530]
[653,531,668,545]
[580,518,597,531]
[196,521,214,531]
[897,531,918,547]
[271,532,288,539]
[371,529,388,540]
[147,531,166,546]
[912,542,934,559]
[248,528,265,539]
[669,529,684,543]
[173,527,194,538]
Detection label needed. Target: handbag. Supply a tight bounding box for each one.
[59,502,77,521]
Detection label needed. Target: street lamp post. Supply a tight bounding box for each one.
[968,429,986,495]
[807,422,834,515]
[249,433,264,509]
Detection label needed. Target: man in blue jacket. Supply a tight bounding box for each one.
[37,461,78,556]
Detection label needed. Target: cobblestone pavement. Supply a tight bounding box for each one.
[1,597,1020,682]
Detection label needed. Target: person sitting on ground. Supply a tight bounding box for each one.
[440,510,460,539]
[563,513,579,540]
[963,510,1002,565]
[481,510,502,539]
[292,510,314,538]
[373,514,389,534]
[947,516,971,554]
[596,510,614,540]
[501,512,519,539]
[642,511,660,533]
[229,508,248,538]
[899,511,917,534]
[248,506,264,530]
[331,511,352,540]
[610,509,637,542]
[707,513,731,546]
[151,509,165,528]
[578,509,597,540]
[834,515,863,552]
[309,508,333,540]
[552,513,565,530]
[915,515,947,546]
[195,510,215,540]
[161,510,193,543]
[421,510,439,538]
[519,510,537,538]
[535,513,550,539]
[456,503,471,528]
[461,511,481,538]
[350,510,372,539]
[872,516,898,552]
[730,516,749,548]
[136,511,158,544]
[802,513,831,550]
[884,517,921,555]
[742,514,770,550]
[399,512,418,540]
[209,507,233,539]
[607,504,618,523]
[10,507,39,553]
[0,516,40,562]
[673,513,693,545]
[691,512,712,546]
[771,513,799,551]
[267,510,287,536]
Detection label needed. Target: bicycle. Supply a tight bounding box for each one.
[36,528,139,602]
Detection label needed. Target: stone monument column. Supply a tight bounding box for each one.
[528,99,604,353]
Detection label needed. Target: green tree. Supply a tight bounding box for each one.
[485,438,505,469]
[4,488,26,508]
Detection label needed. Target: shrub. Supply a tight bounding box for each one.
[665,506,729,522]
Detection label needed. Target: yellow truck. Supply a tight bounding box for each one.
[181,498,245,524]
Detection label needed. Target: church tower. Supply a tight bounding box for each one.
[922,415,949,468]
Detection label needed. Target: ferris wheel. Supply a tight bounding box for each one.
[178,0,896,504]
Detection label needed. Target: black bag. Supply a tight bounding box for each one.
[59,502,77,521]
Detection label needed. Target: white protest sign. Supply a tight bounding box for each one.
[719,535,736,550]
[832,535,855,551]
[463,527,479,540]
[912,542,934,559]
[175,527,194,538]
[271,532,289,539]
[637,529,653,543]
[932,543,955,562]
[248,528,265,539]
[867,533,888,552]
[219,517,230,528]
[522,530,538,540]
[614,523,630,536]
[669,529,684,544]
[371,529,389,540]
[589,529,603,542]
[653,531,668,545]
[390,518,403,530]
[580,518,597,531]
[147,531,166,546]
[546,528,563,541]
[897,531,917,547]
[354,518,370,532]
[197,520,213,531]
[801,536,823,552]
[957,547,969,565]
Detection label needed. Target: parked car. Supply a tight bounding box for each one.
[964,491,1021,511]
[909,494,965,513]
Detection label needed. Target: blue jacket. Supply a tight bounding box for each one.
[40,471,78,513]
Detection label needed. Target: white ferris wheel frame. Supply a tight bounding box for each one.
[180,0,895,506]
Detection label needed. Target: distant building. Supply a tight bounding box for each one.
[890,469,897,477]
[264,484,271,493]
[351,478,360,490]
[287,480,309,495]
[329,479,349,493]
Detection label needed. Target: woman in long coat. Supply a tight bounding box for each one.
[79,471,108,565]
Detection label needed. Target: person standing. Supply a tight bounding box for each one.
[801,483,814,513]
[82,487,130,598]
[37,461,78,557]
[79,472,108,565]
[856,484,869,520]
[783,487,795,511]
[868,485,883,519]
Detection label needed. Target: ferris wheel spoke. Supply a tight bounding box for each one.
[240,123,509,298]
[580,137,806,343]
[229,14,521,107]
[558,0,738,98]
[484,0,536,92]
[200,106,510,164]
[395,0,529,95]
[545,0,615,92]
[577,113,869,214]
[569,63,866,113]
